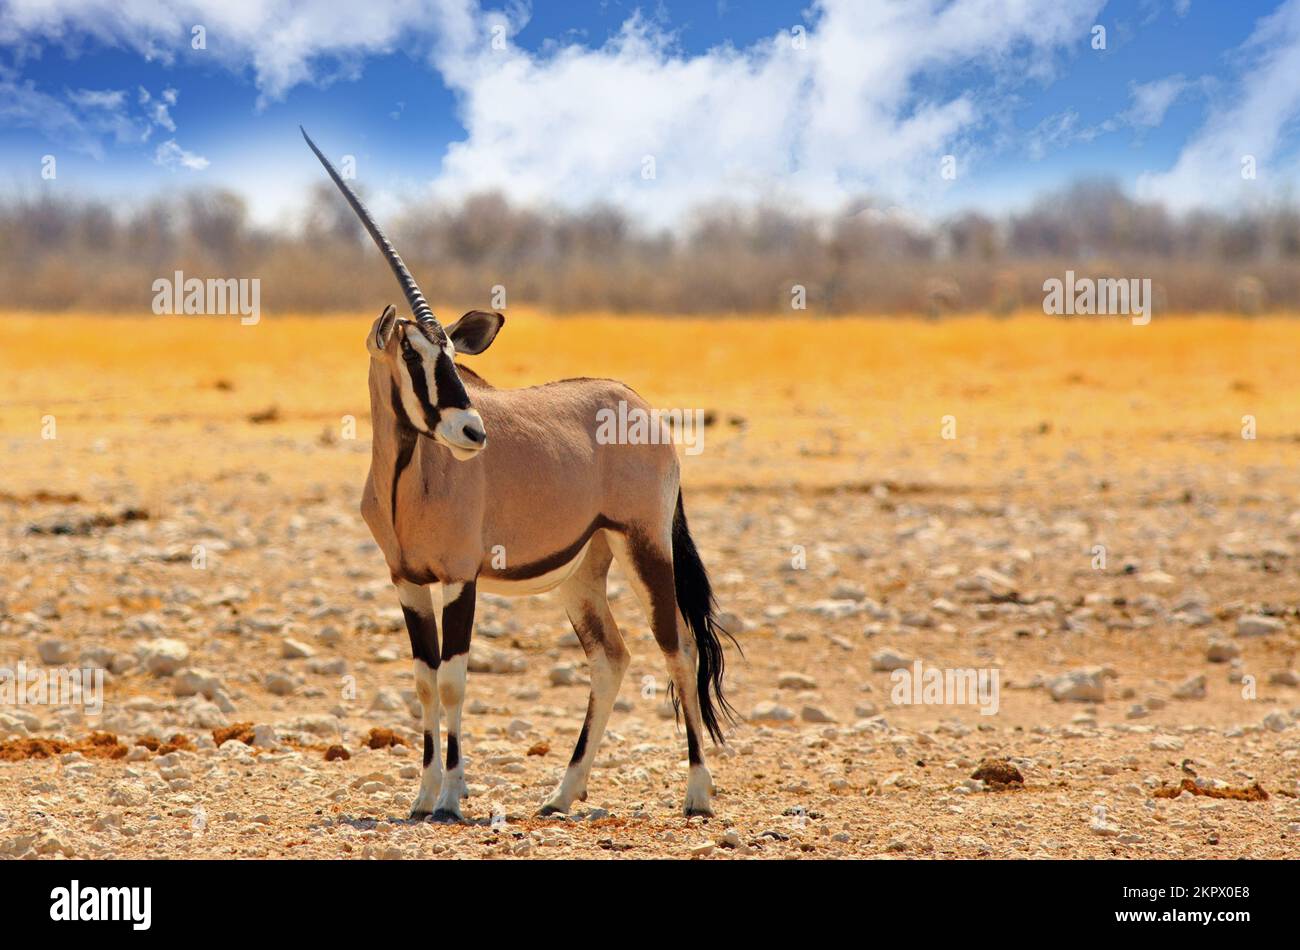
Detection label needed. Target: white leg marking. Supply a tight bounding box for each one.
[410,658,442,816]
[396,581,442,817]
[432,652,468,819]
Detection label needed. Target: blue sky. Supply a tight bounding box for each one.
[2,0,1298,227]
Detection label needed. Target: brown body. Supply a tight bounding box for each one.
[362,367,679,596]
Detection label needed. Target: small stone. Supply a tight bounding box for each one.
[139,638,189,677]
[369,688,405,712]
[778,671,817,690]
[549,662,581,686]
[1172,674,1206,700]
[1048,668,1105,703]
[1149,734,1184,751]
[1206,640,1240,663]
[1236,615,1284,637]
[800,705,835,723]
[264,671,299,696]
[1262,712,1291,732]
[37,640,74,665]
[750,701,794,722]
[282,638,316,659]
[870,649,911,672]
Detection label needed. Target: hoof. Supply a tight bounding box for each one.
[684,803,714,818]
[430,808,464,824]
[409,808,433,821]
[537,802,569,817]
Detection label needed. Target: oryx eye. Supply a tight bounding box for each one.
[402,345,420,363]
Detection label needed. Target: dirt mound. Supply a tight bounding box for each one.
[971,758,1025,789]
[360,727,405,750]
[212,723,256,746]
[0,731,129,761]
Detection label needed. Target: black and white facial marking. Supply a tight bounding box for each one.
[394,319,486,460]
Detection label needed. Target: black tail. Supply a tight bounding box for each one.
[671,490,741,744]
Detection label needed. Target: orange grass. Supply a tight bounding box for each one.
[1,310,1298,498]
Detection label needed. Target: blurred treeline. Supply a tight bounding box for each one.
[3,179,1299,315]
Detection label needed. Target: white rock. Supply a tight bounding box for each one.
[282,638,316,659]
[1048,668,1105,703]
[805,599,862,620]
[173,667,224,699]
[139,638,190,676]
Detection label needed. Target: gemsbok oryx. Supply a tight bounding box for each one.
[302,128,737,820]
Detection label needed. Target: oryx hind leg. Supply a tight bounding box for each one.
[608,530,714,817]
[539,531,629,816]
[397,580,442,818]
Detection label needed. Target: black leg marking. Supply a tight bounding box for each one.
[402,605,440,669]
[440,581,476,660]
[445,734,460,772]
[423,731,434,768]
[686,722,703,767]
[569,695,595,765]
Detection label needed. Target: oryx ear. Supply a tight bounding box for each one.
[367,305,398,357]
[446,310,504,355]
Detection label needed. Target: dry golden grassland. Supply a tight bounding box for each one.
[2,310,1296,496]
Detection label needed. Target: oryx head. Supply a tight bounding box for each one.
[301,127,503,461]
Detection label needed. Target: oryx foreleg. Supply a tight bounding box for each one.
[397,580,442,817]
[431,579,475,821]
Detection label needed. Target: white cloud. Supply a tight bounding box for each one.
[153,138,209,170]
[0,0,463,105]
[2,0,1105,218]
[427,0,1106,223]
[138,85,177,131]
[1124,75,1189,128]
[1138,0,1300,209]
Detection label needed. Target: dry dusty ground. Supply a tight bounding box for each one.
[1,311,1299,860]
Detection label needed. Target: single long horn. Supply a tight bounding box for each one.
[300,126,439,330]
